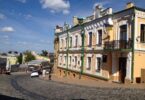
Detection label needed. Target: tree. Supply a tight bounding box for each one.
[41,50,48,57]
[17,53,23,64]
[24,51,36,62]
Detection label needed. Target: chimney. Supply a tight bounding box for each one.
[126,2,134,9]
[73,16,79,26]
[93,5,102,19]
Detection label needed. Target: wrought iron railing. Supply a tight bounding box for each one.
[104,40,132,50]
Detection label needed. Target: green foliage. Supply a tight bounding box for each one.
[24,51,36,62]
[17,53,23,64]
[41,50,48,57]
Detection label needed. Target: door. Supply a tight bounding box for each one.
[119,57,127,83]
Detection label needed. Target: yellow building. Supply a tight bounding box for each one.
[54,2,145,83]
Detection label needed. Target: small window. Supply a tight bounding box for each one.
[102,55,107,63]
[75,56,77,66]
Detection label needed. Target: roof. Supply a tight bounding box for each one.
[28,60,48,66]
[55,6,145,36]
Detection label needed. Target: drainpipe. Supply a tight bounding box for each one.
[65,24,69,76]
[79,24,85,79]
[131,8,135,83]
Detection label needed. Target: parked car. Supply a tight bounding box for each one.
[30,70,39,78]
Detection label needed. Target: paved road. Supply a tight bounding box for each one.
[1,73,145,100]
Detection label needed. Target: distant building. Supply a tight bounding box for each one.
[54,2,145,83]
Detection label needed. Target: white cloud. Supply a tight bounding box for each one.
[1,26,15,32]
[16,0,26,3]
[40,0,70,14]
[24,14,32,19]
[0,13,6,20]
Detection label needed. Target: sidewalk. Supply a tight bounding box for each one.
[40,73,145,89]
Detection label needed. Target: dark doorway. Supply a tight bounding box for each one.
[119,57,127,83]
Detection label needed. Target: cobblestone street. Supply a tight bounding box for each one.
[0,72,145,100]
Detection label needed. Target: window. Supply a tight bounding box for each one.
[88,32,92,47]
[102,55,107,63]
[78,61,80,65]
[60,56,62,65]
[61,39,63,48]
[75,56,77,67]
[120,25,127,40]
[87,57,91,70]
[96,57,101,72]
[69,37,72,47]
[75,35,78,47]
[141,24,145,42]
[65,38,67,48]
[98,30,102,46]
[69,56,71,66]
[64,56,66,65]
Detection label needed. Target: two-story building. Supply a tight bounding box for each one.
[54,2,145,83]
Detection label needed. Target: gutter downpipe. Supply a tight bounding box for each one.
[79,23,85,79]
[65,24,69,76]
[131,8,135,83]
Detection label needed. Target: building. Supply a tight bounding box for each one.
[54,2,145,83]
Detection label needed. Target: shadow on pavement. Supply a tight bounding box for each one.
[0,94,24,100]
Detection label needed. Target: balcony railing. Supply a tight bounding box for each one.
[104,40,132,50]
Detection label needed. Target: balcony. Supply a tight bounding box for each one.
[104,40,132,51]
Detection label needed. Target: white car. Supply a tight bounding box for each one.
[31,71,39,77]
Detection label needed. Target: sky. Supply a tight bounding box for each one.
[0,0,145,53]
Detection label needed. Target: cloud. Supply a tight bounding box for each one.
[24,14,32,19]
[40,0,70,14]
[0,13,6,20]
[1,26,15,32]
[16,0,26,3]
